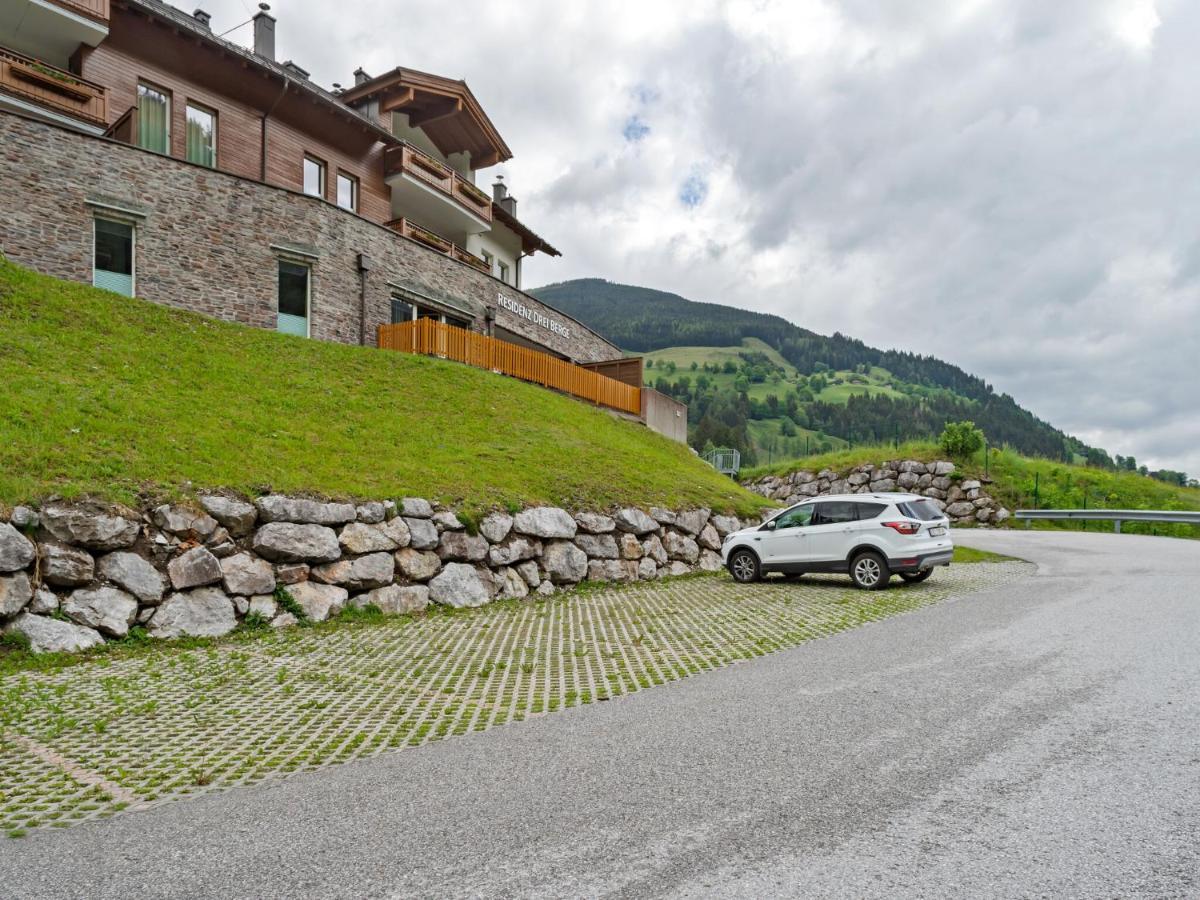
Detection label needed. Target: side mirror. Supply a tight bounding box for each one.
[764,520,777,531]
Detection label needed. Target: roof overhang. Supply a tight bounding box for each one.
[492,203,561,257]
[341,67,512,168]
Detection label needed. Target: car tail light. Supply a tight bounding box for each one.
[882,521,920,535]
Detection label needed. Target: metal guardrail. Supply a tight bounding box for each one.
[1015,509,1200,533]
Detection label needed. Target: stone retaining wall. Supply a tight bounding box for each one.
[743,459,1011,526]
[0,495,758,654]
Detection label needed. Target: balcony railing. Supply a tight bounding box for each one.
[379,319,643,417]
[386,217,492,274]
[47,0,110,23]
[383,142,493,223]
[0,46,106,126]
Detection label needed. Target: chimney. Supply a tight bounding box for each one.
[253,3,275,61]
[192,8,211,28]
[282,60,309,80]
[493,177,517,216]
[353,67,370,86]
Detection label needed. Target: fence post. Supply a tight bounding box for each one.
[1114,519,1122,534]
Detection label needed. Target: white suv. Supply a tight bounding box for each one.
[721,493,953,590]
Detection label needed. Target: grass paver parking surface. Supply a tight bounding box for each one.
[0,563,1031,837]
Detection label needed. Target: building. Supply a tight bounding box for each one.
[0,0,623,367]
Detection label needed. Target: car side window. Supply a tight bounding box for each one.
[774,505,814,529]
[812,502,858,525]
[856,502,886,520]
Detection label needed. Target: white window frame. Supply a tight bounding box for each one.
[303,155,326,199]
[277,259,312,338]
[91,216,136,297]
[498,261,510,285]
[185,102,218,168]
[336,171,358,212]
[137,81,171,155]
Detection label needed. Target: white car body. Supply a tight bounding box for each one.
[721,493,954,589]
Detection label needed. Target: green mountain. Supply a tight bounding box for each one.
[531,278,1112,468]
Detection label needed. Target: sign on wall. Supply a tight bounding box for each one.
[497,293,571,340]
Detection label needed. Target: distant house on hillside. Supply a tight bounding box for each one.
[0,0,617,366]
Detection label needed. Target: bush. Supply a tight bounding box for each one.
[939,421,984,458]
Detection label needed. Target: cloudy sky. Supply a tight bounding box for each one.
[213,0,1197,474]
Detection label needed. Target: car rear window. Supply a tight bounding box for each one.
[855,502,886,520]
[897,499,943,521]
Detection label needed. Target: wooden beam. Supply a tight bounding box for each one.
[380,87,415,112]
[408,98,462,128]
[472,150,500,169]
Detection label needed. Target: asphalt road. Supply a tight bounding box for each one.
[2,530,1197,899]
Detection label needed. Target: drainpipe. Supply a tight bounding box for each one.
[357,253,374,346]
[260,80,289,181]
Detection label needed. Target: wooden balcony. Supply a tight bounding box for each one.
[0,45,106,126]
[386,217,492,274]
[47,0,110,23]
[383,142,493,224]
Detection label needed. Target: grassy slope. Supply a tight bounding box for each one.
[0,258,765,515]
[743,442,1200,538]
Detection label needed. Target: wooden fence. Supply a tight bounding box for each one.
[378,319,642,416]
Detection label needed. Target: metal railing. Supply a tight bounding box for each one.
[703,448,741,476]
[378,319,642,416]
[1015,509,1200,533]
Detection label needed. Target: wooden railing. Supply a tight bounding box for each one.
[0,46,106,126]
[47,0,110,23]
[383,142,493,222]
[386,217,491,274]
[379,319,642,416]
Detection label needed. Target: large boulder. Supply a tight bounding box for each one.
[698,550,724,572]
[311,553,395,591]
[575,533,619,560]
[710,515,741,537]
[220,553,276,596]
[496,567,529,600]
[637,557,658,580]
[9,507,38,529]
[697,524,722,551]
[0,572,33,618]
[513,507,577,540]
[63,586,138,638]
[353,584,429,615]
[284,581,347,622]
[437,531,489,562]
[428,563,492,608]
[946,501,976,519]
[662,531,700,564]
[394,547,442,582]
[355,502,387,524]
[255,495,356,526]
[252,523,341,563]
[0,522,36,572]
[39,541,94,587]
[587,559,638,583]
[488,535,541,567]
[515,560,540,588]
[619,533,644,560]
[896,472,920,489]
[868,478,897,493]
[479,512,514,544]
[399,497,433,518]
[642,534,668,565]
[96,552,165,605]
[198,495,258,537]
[247,595,278,619]
[649,507,678,526]
[674,509,711,537]
[167,546,223,591]
[152,505,218,540]
[39,504,139,552]
[405,517,440,551]
[574,512,615,534]
[6,613,104,654]
[29,587,59,615]
[432,510,463,531]
[614,508,658,535]
[339,521,403,554]
[932,461,956,476]
[542,541,588,584]
[148,587,238,638]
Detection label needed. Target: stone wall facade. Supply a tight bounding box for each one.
[743,459,1011,526]
[0,111,619,364]
[0,496,757,655]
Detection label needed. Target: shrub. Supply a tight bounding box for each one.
[939,421,985,458]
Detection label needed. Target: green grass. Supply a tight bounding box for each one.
[0,257,765,514]
[811,368,908,405]
[747,418,848,462]
[743,441,1200,539]
[952,546,1016,564]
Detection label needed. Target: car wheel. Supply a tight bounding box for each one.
[899,569,933,584]
[728,549,761,584]
[849,550,890,591]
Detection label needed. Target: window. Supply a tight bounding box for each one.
[336,172,358,212]
[303,156,325,198]
[480,250,495,273]
[277,261,310,336]
[185,103,216,167]
[444,315,470,330]
[416,306,441,322]
[897,499,943,522]
[855,502,887,521]
[93,218,134,297]
[498,261,510,284]
[390,298,414,323]
[811,502,858,525]
[773,505,814,530]
[136,82,170,154]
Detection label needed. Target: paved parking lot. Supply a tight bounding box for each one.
[0,563,1030,837]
